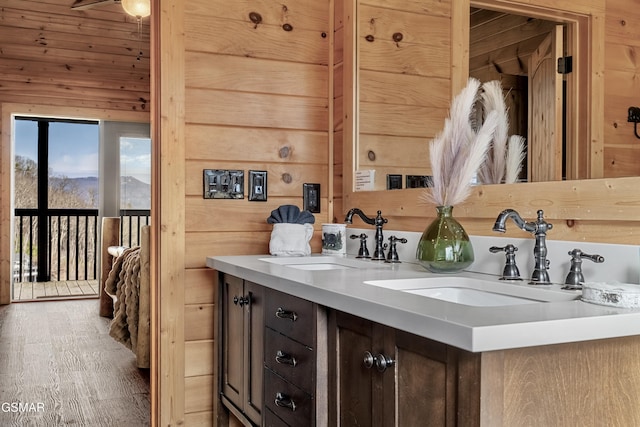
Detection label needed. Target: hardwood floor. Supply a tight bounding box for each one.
[0,299,150,426]
[12,280,99,302]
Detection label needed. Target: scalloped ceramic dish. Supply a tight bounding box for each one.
[581,282,640,308]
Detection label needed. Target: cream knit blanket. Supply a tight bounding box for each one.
[104,246,141,352]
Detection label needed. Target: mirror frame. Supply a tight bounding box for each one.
[342,0,639,225]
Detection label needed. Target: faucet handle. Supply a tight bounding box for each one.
[489,245,522,280]
[350,233,370,259]
[563,249,605,290]
[385,236,407,263]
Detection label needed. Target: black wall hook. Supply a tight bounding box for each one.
[628,106,640,139]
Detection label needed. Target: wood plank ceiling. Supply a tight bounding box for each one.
[0,0,150,112]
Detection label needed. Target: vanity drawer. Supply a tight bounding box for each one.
[264,290,314,346]
[264,327,314,395]
[264,368,313,427]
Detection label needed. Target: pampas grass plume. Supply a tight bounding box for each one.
[421,78,497,207]
[505,135,526,184]
[478,80,509,184]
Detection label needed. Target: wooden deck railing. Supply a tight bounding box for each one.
[13,209,150,283]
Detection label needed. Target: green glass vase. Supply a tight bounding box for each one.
[416,205,474,273]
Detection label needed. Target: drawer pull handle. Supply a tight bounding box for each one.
[275,392,296,412]
[275,350,297,367]
[275,307,298,322]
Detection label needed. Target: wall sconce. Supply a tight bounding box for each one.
[121,0,151,19]
[628,106,640,139]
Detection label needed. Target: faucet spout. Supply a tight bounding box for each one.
[492,209,553,284]
[492,209,536,233]
[344,208,376,226]
[344,209,388,261]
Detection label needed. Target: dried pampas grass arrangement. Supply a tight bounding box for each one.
[422,77,499,207]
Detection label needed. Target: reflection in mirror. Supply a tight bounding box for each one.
[350,1,594,192]
[469,7,569,183]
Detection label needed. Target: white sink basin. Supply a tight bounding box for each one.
[259,256,386,271]
[364,277,580,307]
[405,287,538,306]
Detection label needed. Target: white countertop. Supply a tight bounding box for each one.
[207,254,640,353]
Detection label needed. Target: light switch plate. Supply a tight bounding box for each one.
[303,183,320,213]
[249,170,267,201]
[203,169,244,199]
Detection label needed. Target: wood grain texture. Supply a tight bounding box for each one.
[156,0,187,424]
[12,280,98,302]
[0,299,150,426]
[481,336,640,426]
[185,341,215,377]
[0,0,150,111]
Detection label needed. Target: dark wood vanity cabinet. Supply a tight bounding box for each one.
[329,311,481,427]
[220,274,265,426]
[219,272,478,427]
[217,271,640,427]
[220,274,325,427]
[263,288,325,427]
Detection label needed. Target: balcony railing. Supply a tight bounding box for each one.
[13,208,150,283]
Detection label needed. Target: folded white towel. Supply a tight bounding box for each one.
[269,223,314,256]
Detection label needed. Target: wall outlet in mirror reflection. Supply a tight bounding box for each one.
[387,174,402,190]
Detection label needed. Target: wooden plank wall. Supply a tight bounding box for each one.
[603,0,640,177]
[355,0,451,190]
[179,0,333,423]
[0,0,150,305]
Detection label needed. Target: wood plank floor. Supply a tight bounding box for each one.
[12,280,99,302]
[0,299,150,426]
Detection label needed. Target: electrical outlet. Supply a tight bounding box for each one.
[249,170,267,201]
[386,174,402,190]
[203,169,244,199]
[303,183,321,213]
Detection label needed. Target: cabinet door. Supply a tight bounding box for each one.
[244,281,264,425]
[220,275,264,427]
[221,274,245,409]
[393,329,449,427]
[333,311,386,427]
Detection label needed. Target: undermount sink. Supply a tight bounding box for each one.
[364,277,580,307]
[259,256,385,271]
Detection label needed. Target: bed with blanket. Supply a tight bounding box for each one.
[99,217,150,369]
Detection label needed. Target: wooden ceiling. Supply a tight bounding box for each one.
[469,8,556,80]
[0,0,151,112]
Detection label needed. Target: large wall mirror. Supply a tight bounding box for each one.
[346,0,603,192]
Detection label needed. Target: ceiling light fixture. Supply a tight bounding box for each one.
[121,0,150,61]
[121,0,151,19]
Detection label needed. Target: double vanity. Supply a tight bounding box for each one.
[208,242,640,426]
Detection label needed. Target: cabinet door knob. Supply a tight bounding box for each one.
[363,351,375,369]
[363,351,395,372]
[233,295,250,306]
[275,307,298,321]
[374,353,395,372]
[275,350,297,367]
[274,392,297,412]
